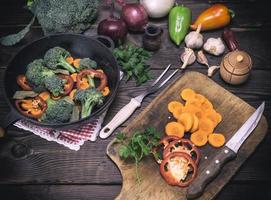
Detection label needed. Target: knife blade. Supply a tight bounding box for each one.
[187,102,265,199]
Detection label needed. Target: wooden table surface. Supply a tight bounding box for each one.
[0,0,270,199]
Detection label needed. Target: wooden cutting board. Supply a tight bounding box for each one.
[107,71,268,200]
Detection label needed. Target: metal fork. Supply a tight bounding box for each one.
[99,64,179,139]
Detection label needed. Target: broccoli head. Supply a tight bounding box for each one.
[76,58,97,72]
[25,59,47,92]
[44,47,76,73]
[44,75,66,97]
[40,98,74,123]
[74,88,104,119]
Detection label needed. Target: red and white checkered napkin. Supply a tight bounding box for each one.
[13,72,122,151]
[14,112,107,151]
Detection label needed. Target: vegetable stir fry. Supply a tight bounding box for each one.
[13,46,110,124]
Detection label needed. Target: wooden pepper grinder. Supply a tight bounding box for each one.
[220,29,252,85]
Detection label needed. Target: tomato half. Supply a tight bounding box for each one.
[152,136,180,164]
[163,139,200,165]
[160,152,197,187]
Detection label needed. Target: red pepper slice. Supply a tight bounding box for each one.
[15,96,47,119]
[163,139,200,165]
[160,152,197,187]
[152,136,180,164]
[76,69,107,91]
[58,74,74,95]
[17,75,32,91]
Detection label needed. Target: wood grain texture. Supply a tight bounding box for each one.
[107,71,268,200]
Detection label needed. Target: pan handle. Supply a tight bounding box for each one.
[222,28,240,51]
[92,35,115,51]
[0,111,20,129]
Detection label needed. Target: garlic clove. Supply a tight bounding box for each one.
[208,65,220,77]
[180,48,196,66]
[197,50,209,67]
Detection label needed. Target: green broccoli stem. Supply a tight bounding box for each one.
[59,57,76,73]
[81,101,95,119]
[87,75,95,88]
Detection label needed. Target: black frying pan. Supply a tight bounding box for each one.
[1,33,120,130]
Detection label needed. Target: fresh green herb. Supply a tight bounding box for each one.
[113,44,152,85]
[116,127,161,183]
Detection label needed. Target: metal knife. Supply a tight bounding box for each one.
[187,102,265,199]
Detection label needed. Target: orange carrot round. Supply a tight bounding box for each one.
[190,131,208,147]
[168,101,184,113]
[165,122,185,138]
[180,88,196,101]
[208,133,225,148]
[177,113,194,132]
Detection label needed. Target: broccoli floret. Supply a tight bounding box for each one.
[44,47,76,73]
[74,88,104,119]
[40,98,74,123]
[25,59,47,92]
[44,75,66,97]
[76,58,97,72]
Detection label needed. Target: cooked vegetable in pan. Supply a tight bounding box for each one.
[13,46,110,124]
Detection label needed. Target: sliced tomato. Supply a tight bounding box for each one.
[163,139,200,165]
[15,96,47,119]
[152,136,180,164]
[17,75,32,91]
[76,69,107,91]
[160,152,197,187]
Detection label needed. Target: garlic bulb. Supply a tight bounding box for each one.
[203,37,225,56]
[185,25,203,49]
[180,48,196,67]
[208,65,220,77]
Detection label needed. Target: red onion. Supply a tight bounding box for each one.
[97,2,127,42]
[117,0,148,32]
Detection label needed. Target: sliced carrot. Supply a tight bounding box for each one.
[69,89,77,100]
[172,106,184,120]
[180,88,196,101]
[194,94,206,104]
[190,115,199,133]
[177,112,194,132]
[190,131,208,147]
[216,112,222,124]
[183,103,202,114]
[39,91,50,101]
[168,101,184,113]
[204,109,219,127]
[66,56,74,65]
[102,86,110,96]
[185,99,202,108]
[208,133,225,148]
[199,118,214,135]
[165,122,185,138]
[71,73,78,82]
[201,99,213,111]
[73,59,81,68]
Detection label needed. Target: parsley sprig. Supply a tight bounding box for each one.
[113,44,152,85]
[116,127,161,183]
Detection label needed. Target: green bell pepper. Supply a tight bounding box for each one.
[169,5,192,46]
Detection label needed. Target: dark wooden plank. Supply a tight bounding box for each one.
[0,0,271,28]
[0,182,270,200]
[0,185,121,200]
[1,27,271,71]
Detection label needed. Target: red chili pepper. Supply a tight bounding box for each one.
[15,96,47,119]
[152,136,180,164]
[76,69,108,91]
[163,139,200,165]
[160,152,197,187]
[17,75,33,91]
[58,74,74,95]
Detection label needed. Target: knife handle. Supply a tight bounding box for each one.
[187,146,236,199]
